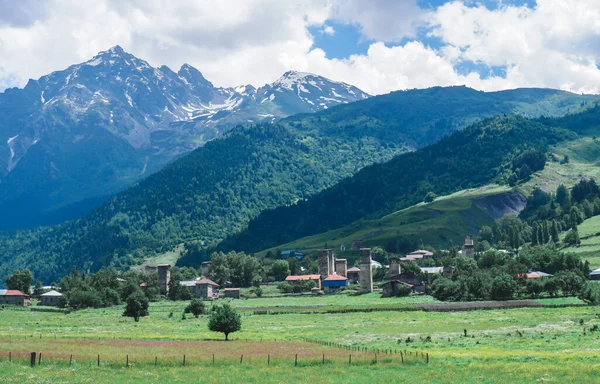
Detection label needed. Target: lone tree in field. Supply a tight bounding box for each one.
[185,298,206,318]
[208,303,241,340]
[123,290,149,322]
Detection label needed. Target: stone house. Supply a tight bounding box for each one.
[223,288,241,299]
[195,279,220,299]
[0,290,30,306]
[40,290,62,306]
[347,267,360,284]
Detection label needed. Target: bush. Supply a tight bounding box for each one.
[395,284,412,297]
[185,299,206,318]
[277,282,293,293]
[431,277,461,301]
[424,192,437,203]
[254,287,263,297]
[563,229,580,246]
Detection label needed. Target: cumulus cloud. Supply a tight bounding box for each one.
[332,0,427,42]
[0,0,600,95]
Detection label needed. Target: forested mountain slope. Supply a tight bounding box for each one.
[0,87,596,284]
[214,112,592,256]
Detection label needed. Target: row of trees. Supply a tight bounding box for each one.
[426,245,588,302]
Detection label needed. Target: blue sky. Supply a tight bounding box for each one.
[1,0,599,95]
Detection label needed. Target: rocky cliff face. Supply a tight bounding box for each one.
[474,191,528,220]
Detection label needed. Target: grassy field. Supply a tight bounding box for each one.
[561,215,600,268]
[257,185,510,257]
[1,293,600,383]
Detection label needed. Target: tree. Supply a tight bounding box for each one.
[185,299,206,318]
[424,192,437,203]
[271,260,291,281]
[563,229,580,246]
[6,269,33,294]
[490,273,517,300]
[555,184,571,210]
[123,290,149,322]
[550,220,559,243]
[208,304,241,341]
[555,271,585,296]
[32,280,45,298]
[479,226,493,243]
[525,278,544,298]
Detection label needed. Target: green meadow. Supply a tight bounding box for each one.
[1,294,600,383]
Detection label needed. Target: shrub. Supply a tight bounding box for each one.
[185,299,206,318]
[277,282,293,293]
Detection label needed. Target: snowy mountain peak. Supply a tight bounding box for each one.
[273,71,315,90]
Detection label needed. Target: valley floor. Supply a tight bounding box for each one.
[1,294,599,383]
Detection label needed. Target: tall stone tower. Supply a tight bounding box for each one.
[318,249,333,281]
[157,264,171,295]
[388,256,401,278]
[335,259,348,278]
[462,235,475,258]
[359,248,373,293]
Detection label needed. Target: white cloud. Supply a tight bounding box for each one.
[322,25,335,36]
[1,0,600,95]
[332,0,427,41]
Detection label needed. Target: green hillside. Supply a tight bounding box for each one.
[216,113,578,256]
[0,87,596,285]
[256,185,511,256]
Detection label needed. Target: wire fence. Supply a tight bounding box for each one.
[1,347,429,369]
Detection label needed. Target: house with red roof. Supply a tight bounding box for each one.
[0,290,31,306]
[285,274,321,289]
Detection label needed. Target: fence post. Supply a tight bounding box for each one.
[98,354,100,367]
[374,353,377,364]
[183,355,186,366]
[212,354,215,366]
[30,352,36,367]
[349,354,352,365]
[400,351,404,363]
[268,354,270,366]
[70,355,72,366]
[9,352,11,362]
[126,355,129,368]
[295,354,298,367]
[155,356,157,367]
[322,353,325,365]
[38,352,42,365]
[426,353,429,364]
[240,354,243,364]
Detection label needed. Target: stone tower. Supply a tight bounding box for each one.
[335,259,348,278]
[318,249,333,281]
[359,248,373,293]
[388,256,401,278]
[462,235,475,258]
[201,261,212,277]
[157,264,171,295]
